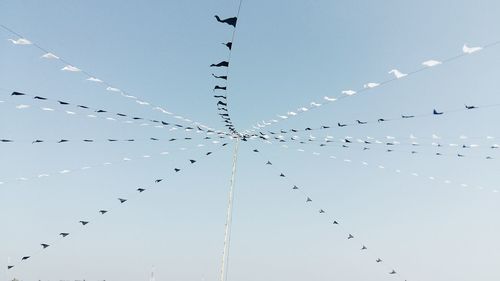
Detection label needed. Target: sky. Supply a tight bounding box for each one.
[1,0,500,281]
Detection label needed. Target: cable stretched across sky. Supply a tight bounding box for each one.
[243,40,500,134]
[251,147,410,280]
[6,142,228,271]
[274,132,499,144]
[0,136,222,144]
[250,101,500,138]
[262,140,500,195]
[1,89,229,137]
[0,24,224,134]
[272,130,500,149]
[0,140,225,188]
[274,137,498,161]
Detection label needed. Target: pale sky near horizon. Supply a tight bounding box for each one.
[2,1,500,281]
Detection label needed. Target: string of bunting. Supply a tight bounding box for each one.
[260,132,500,151]
[272,137,498,161]
[210,0,244,135]
[249,101,500,138]
[250,147,409,280]
[1,90,228,136]
[0,139,229,187]
[0,24,222,134]
[243,40,500,134]
[268,132,498,143]
[262,139,499,195]
[0,135,225,145]
[259,131,499,158]
[6,141,230,271]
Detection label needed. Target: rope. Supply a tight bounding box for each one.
[0,24,221,134]
[214,0,244,135]
[244,39,500,133]
[220,137,240,281]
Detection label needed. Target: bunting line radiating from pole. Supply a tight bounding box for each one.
[250,147,410,280]
[258,132,499,150]
[1,90,229,137]
[255,132,499,160]
[0,140,229,188]
[262,139,499,196]
[248,101,500,138]
[243,40,500,134]
[272,138,498,161]
[0,135,226,145]
[6,142,230,271]
[0,24,223,134]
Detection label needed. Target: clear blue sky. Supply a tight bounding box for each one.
[1,1,500,281]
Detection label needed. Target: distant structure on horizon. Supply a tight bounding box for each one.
[149,266,155,281]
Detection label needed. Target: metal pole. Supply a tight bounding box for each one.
[220,137,240,281]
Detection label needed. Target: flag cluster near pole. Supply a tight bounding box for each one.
[211,3,243,136]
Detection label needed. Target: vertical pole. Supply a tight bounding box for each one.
[220,137,240,281]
